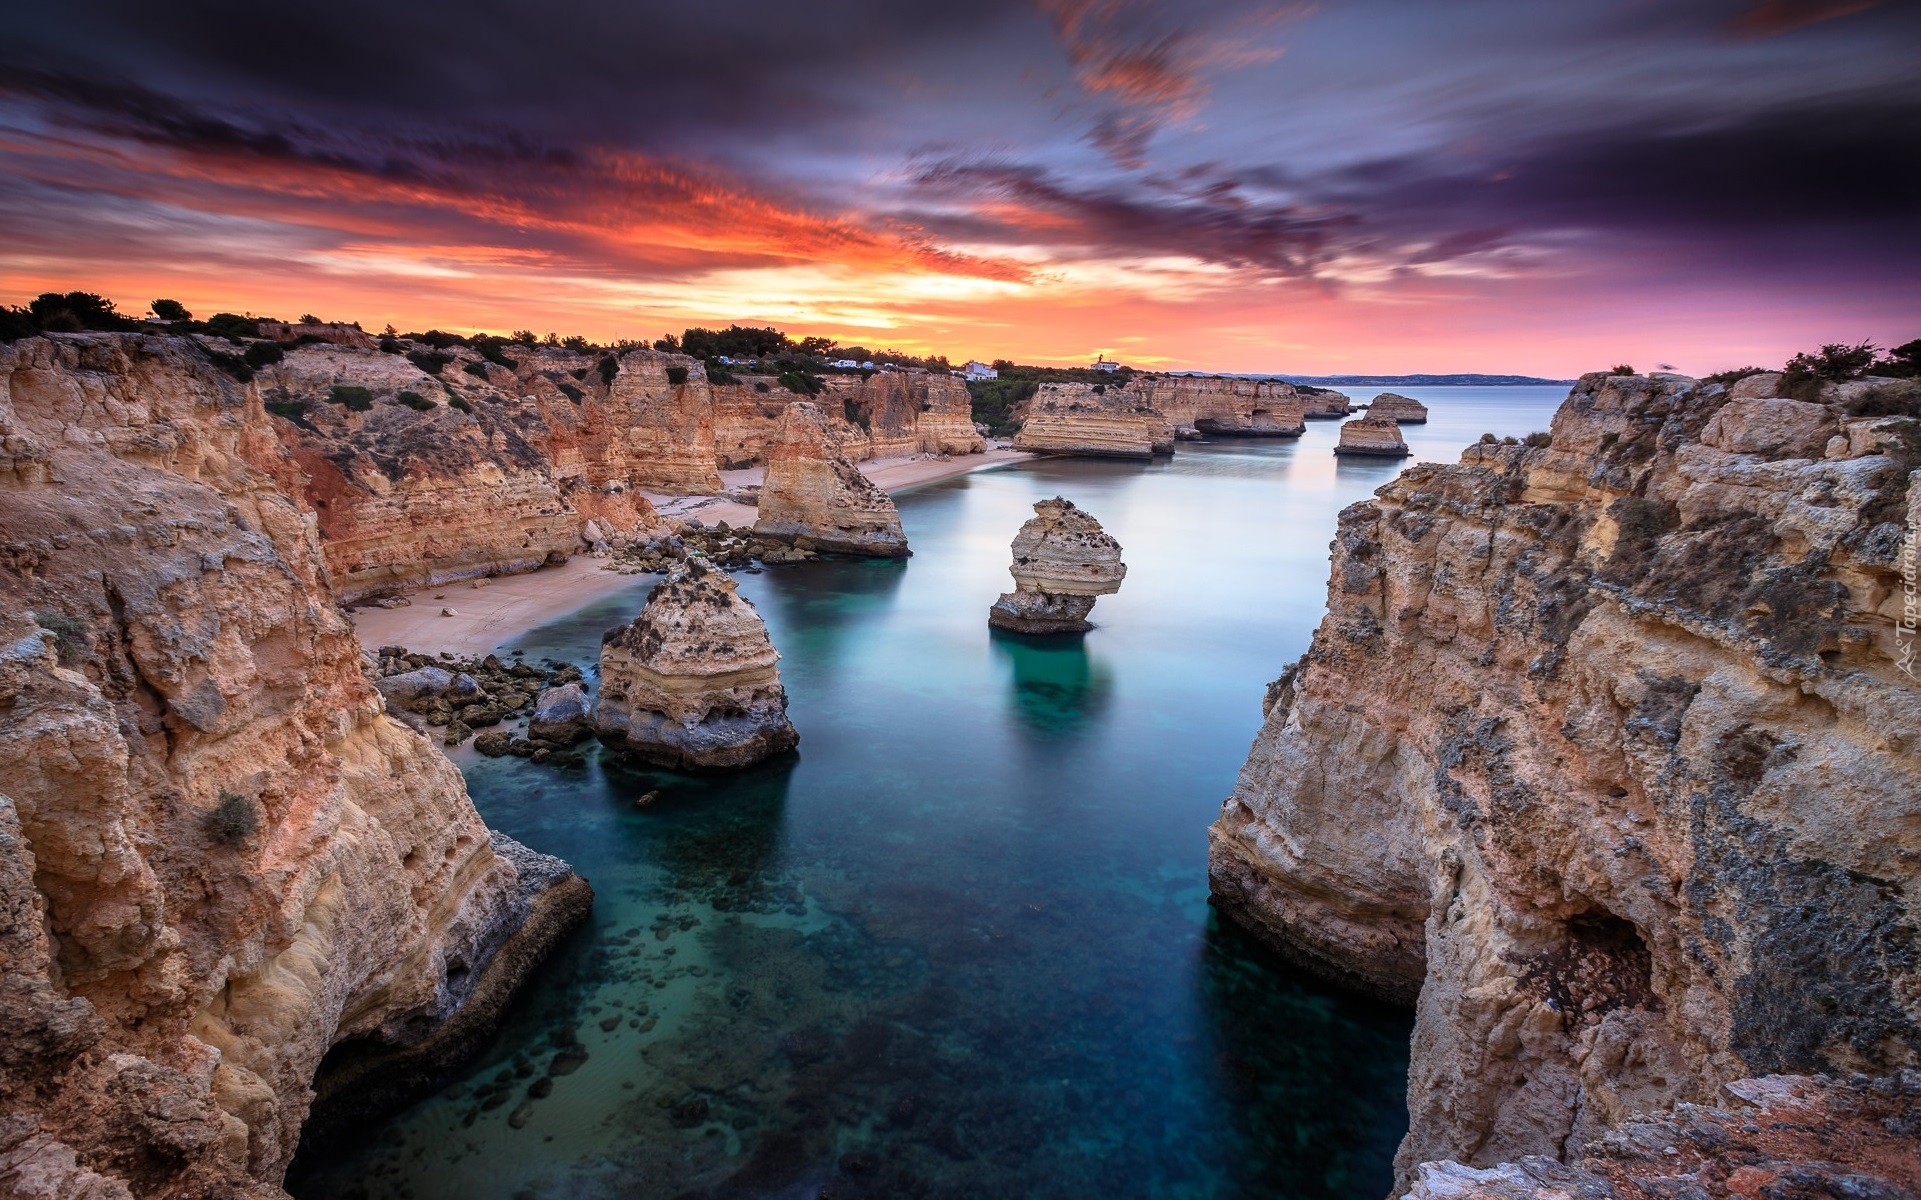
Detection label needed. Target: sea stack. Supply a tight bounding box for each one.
[1333,415,1412,457]
[593,559,799,769]
[1365,392,1429,423]
[752,401,910,557]
[987,497,1126,634]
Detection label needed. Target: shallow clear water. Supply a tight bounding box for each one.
[288,389,1563,1200]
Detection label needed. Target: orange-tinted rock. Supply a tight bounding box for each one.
[1366,392,1429,423]
[988,497,1126,633]
[1132,375,1307,436]
[753,402,909,557]
[1333,415,1412,456]
[1012,384,1174,458]
[593,560,797,769]
[0,332,588,1197]
[712,370,984,467]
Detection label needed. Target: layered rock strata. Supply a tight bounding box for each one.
[1012,383,1176,458]
[1333,414,1413,456]
[712,370,982,467]
[1404,1074,1921,1200]
[1298,385,1357,418]
[753,402,910,557]
[1209,369,1921,1188]
[988,498,1127,633]
[1367,392,1430,423]
[593,560,799,769]
[0,332,589,1197]
[1132,375,1308,436]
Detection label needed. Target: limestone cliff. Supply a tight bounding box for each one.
[1132,375,1307,436]
[1209,370,1921,1187]
[1012,383,1175,458]
[0,332,590,1197]
[753,402,910,557]
[593,559,798,769]
[713,370,984,467]
[988,497,1127,634]
[1334,414,1413,457]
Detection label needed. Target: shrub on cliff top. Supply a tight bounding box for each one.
[1781,341,1877,401]
[207,790,258,846]
[0,307,37,342]
[778,370,823,396]
[473,337,516,368]
[27,291,141,332]
[705,361,739,385]
[665,366,689,385]
[205,312,262,341]
[151,298,191,322]
[329,385,374,411]
[1608,364,1636,376]
[596,355,619,385]
[462,360,490,380]
[1702,366,1766,387]
[407,349,450,375]
[243,341,284,369]
[1523,431,1552,448]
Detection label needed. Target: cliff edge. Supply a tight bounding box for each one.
[1209,369,1921,1187]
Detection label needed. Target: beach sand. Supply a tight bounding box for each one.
[350,446,1031,657]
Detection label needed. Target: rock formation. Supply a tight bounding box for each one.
[1298,385,1357,418]
[1131,374,1307,436]
[753,402,910,557]
[1209,369,1921,1189]
[1333,414,1413,457]
[1367,392,1430,423]
[0,332,590,1197]
[1012,383,1176,458]
[712,370,982,468]
[987,498,1127,633]
[593,559,798,769]
[1404,1074,1921,1200]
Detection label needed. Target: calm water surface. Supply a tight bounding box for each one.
[288,389,1563,1200]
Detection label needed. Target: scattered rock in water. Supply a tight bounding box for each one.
[594,559,799,770]
[529,682,592,744]
[507,1103,534,1129]
[527,1077,554,1099]
[668,1097,710,1129]
[987,497,1126,634]
[635,789,661,809]
[547,1045,589,1076]
[474,730,515,757]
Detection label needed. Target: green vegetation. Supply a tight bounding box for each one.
[151,298,191,322]
[1701,366,1766,387]
[557,381,584,402]
[778,370,823,396]
[204,312,262,341]
[27,291,140,332]
[705,361,739,385]
[596,355,619,385]
[398,390,436,411]
[265,399,310,422]
[207,791,258,846]
[203,348,254,381]
[462,360,490,379]
[1478,431,1497,444]
[1523,431,1552,447]
[448,395,474,414]
[329,385,374,412]
[243,341,284,369]
[664,366,689,386]
[842,396,871,430]
[1609,364,1636,376]
[378,336,405,354]
[473,336,517,368]
[33,611,88,666]
[408,349,451,375]
[967,378,1038,436]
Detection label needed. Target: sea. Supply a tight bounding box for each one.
[287,386,1567,1200]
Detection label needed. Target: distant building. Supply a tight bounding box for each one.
[962,360,998,380]
[1091,355,1121,373]
[832,359,860,369]
[860,361,875,370]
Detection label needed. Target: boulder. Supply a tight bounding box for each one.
[529,682,592,745]
[987,497,1126,634]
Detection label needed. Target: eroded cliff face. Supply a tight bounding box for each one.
[255,343,697,599]
[1132,375,1307,436]
[753,402,910,557]
[712,370,984,467]
[1012,383,1175,458]
[1208,370,1921,1187]
[0,333,586,1197]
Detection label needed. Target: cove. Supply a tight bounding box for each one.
[288,389,1564,1200]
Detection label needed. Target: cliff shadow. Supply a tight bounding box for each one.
[988,625,1114,742]
[1191,910,1413,1198]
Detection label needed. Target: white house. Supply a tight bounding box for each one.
[832,359,861,369]
[962,360,998,380]
[1091,355,1121,373]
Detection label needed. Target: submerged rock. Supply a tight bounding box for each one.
[593,559,799,769]
[752,402,909,557]
[987,497,1126,634]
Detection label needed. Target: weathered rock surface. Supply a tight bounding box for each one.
[1012,383,1175,458]
[594,560,798,769]
[0,332,590,1197]
[753,402,910,557]
[528,683,591,745]
[988,498,1126,634]
[1402,1074,1921,1200]
[1367,392,1430,424]
[1131,375,1307,436]
[1298,385,1358,418]
[1333,414,1413,456]
[1210,369,1921,1189]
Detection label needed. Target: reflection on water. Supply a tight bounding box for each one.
[989,627,1114,741]
[288,392,1561,1200]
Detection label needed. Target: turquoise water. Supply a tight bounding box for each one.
[288,388,1564,1200]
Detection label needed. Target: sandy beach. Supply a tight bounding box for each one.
[350,446,1032,657]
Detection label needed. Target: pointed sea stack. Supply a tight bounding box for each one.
[1366,392,1429,423]
[988,497,1127,634]
[593,559,798,769]
[1333,415,1412,457]
[752,401,910,557]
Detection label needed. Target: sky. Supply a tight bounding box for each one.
[1,0,1917,375]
